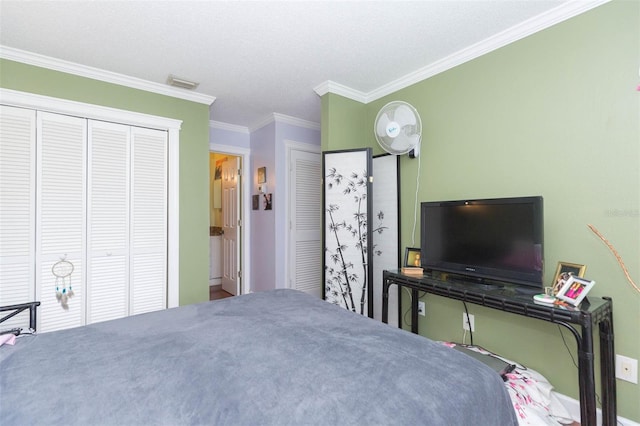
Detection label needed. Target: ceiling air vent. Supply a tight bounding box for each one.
[166,75,199,90]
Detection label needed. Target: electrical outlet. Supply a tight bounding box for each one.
[616,354,638,384]
[462,313,475,332]
[417,301,425,316]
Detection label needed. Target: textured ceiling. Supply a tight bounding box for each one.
[1,1,589,128]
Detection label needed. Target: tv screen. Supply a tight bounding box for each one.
[420,196,543,289]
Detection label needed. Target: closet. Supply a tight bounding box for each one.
[1,100,170,332]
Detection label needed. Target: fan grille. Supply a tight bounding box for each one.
[374,101,422,155]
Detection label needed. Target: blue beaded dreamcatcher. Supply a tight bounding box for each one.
[52,258,74,310]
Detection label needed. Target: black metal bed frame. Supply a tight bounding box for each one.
[0,301,41,335]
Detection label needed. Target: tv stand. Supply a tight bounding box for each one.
[381,269,615,426]
[512,285,543,296]
[447,276,504,291]
[473,282,503,291]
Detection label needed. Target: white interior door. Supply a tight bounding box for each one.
[0,105,36,330]
[37,111,87,332]
[1,90,179,330]
[87,123,167,323]
[87,120,129,324]
[221,157,240,295]
[289,148,321,297]
[129,127,167,314]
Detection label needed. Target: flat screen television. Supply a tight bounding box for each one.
[420,196,544,290]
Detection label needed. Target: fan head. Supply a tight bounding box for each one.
[374,101,422,156]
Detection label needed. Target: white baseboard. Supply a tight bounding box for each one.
[554,392,639,426]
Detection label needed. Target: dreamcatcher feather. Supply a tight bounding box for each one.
[52,258,74,309]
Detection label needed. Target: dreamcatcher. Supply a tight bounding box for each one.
[52,258,74,310]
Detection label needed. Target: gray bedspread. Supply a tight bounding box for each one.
[1,289,517,425]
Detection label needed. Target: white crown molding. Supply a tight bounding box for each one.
[248,114,275,132]
[0,87,182,130]
[313,80,368,103]
[249,112,321,133]
[210,120,250,134]
[0,45,217,106]
[273,113,321,131]
[318,0,611,104]
[368,0,611,102]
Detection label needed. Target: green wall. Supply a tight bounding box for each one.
[321,93,370,151]
[0,59,211,306]
[323,1,639,421]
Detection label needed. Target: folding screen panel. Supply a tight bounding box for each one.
[371,154,400,327]
[322,148,373,317]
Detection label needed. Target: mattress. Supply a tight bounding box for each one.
[0,289,517,425]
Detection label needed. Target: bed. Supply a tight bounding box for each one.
[1,289,517,425]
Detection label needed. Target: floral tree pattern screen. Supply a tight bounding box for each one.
[323,148,373,317]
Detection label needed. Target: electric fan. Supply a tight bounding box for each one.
[374,101,422,157]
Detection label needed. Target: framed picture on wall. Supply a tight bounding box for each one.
[214,157,226,180]
[257,167,266,184]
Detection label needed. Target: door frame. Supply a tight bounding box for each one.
[209,143,251,294]
[284,140,321,292]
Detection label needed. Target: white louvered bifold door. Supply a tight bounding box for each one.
[1,104,169,332]
[130,127,167,315]
[87,121,130,324]
[37,112,86,332]
[290,149,321,297]
[0,106,36,329]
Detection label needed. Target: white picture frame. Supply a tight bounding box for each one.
[556,275,595,306]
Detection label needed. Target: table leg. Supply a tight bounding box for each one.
[382,273,389,324]
[599,303,616,425]
[579,321,597,426]
[411,288,419,334]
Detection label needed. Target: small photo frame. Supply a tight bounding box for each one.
[556,275,595,306]
[257,167,267,184]
[404,247,421,267]
[252,194,260,210]
[552,262,586,295]
[263,193,272,210]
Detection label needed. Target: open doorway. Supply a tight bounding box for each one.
[209,152,242,300]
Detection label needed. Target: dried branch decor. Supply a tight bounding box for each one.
[588,224,639,295]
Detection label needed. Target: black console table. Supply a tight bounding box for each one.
[381,269,616,426]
